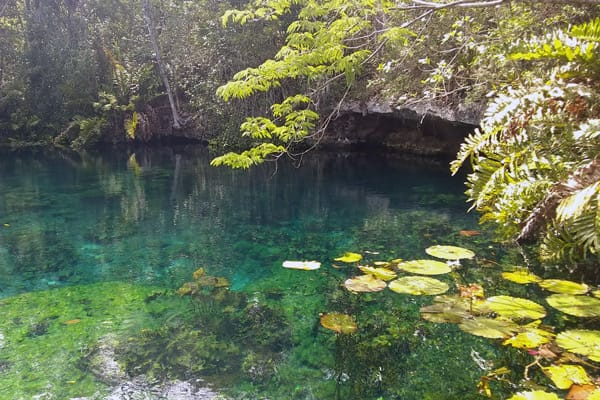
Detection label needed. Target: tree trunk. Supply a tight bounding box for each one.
[142,0,182,129]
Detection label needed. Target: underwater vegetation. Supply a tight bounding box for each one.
[302,245,600,399]
[0,282,175,399]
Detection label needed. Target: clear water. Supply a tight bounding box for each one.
[0,146,513,399]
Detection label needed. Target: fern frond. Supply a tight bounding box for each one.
[556,181,600,223]
[570,17,600,42]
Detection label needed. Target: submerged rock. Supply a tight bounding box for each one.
[86,335,222,400]
[104,376,220,400]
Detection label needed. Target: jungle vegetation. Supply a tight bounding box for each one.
[1,0,599,264]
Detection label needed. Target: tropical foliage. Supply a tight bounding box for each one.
[451,17,600,264]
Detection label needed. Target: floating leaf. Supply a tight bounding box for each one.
[538,279,589,295]
[593,290,600,299]
[507,391,561,400]
[334,252,362,263]
[373,261,390,266]
[389,276,449,295]
[344,274,387,293]
[425,245,475,260]
[502,270,542,284]
[503,327,554,349]
[420,298,473,323]
[459,317,519,339]
[542,364,591,390]
[282,260,321,270]
[397,259,451,275]
[320,312,357,334]
[358,266,397,281]
[546,295,600,317]
[567,385,600,400]
[485,296,546,320]
[556,330,600,362]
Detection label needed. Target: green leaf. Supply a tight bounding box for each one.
[320,312,357,334]
[485,296,546,320]
[396,260,451,275]
[389,276,449,296]
[538,279,589,295]
[458,317,519,339]
[556,330,600,362]
[501,270,543,284]
[210,143,286,169]
[507,391,560,400]
[334,252,362,263]
[344,274,387,293]
[546,294,600,317]
[542,364,591,390]
[425,245,475,260]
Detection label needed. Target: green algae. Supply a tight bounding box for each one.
[0,282,178,399]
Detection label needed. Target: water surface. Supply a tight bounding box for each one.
[0,146,509,399]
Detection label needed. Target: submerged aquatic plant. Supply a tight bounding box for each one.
[282,243,600,399]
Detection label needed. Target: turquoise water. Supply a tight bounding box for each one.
[0,146,516,399]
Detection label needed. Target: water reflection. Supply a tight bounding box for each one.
[0,146,475,296]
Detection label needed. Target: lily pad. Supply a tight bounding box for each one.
[507,391,560,400]
[358,266,397,281]
[538,279,589,295]
[503,327,555,349]
[389,276,449,296]
[282,260,321,270]
[320,312,358,334]
[334,252,362,263]
[458,317,519,339]
[546,294,600,317]
[485,296,546,320]
[501,270,542,284]
[344,274,387,293]
[425,245,475,260]
[396,259,451,275]
[556,330,600,362]
[542,364,591,389]
[420,297,474,323]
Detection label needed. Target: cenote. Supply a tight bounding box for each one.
[0,146,558,399]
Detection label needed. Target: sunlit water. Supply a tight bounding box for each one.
[0,146,520,399]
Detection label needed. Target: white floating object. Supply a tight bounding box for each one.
[282,260,321,270]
